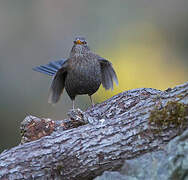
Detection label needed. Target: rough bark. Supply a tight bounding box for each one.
[0,82,188,180]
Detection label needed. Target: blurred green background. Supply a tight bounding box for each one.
[0,0,188,153]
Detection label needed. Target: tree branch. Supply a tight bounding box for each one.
[0,82,188,180]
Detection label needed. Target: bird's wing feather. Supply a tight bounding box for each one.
[98,58,118,90]
[33,59,67,76]
[48,61,68,104]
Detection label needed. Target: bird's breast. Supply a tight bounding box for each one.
[65,57,102,97]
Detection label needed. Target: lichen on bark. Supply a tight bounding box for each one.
[149,101,188,133]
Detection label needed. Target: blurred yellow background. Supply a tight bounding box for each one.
[0,0,187,152]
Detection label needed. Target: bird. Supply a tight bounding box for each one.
[33,37,118,109]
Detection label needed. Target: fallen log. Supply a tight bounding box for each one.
[0,82,188,180]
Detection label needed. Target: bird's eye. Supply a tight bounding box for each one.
[73,41,76,44]
[83,41,87,44]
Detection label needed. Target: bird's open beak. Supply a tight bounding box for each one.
[75,39,82,45]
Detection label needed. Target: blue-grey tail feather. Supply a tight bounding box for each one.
[33,59,67,76]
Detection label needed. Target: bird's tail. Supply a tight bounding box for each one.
[32,59,66,76]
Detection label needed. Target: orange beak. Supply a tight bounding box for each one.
[75,39,82,44]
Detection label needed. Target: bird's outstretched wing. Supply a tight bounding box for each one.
[98,58,118,90]
[48,61,68,104]
[33,59,67,76]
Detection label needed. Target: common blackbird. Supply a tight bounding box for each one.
[33,37,118,109]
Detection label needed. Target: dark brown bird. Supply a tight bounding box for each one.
[33,37,118,109]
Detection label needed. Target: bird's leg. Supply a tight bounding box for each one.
[89,95,95,107]
[72,99,75,110]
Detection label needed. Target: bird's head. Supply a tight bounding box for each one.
[73,37,88,46]
[70,36,90,56]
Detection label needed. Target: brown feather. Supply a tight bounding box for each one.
[48,67,67,104]
[98,58,118,90]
